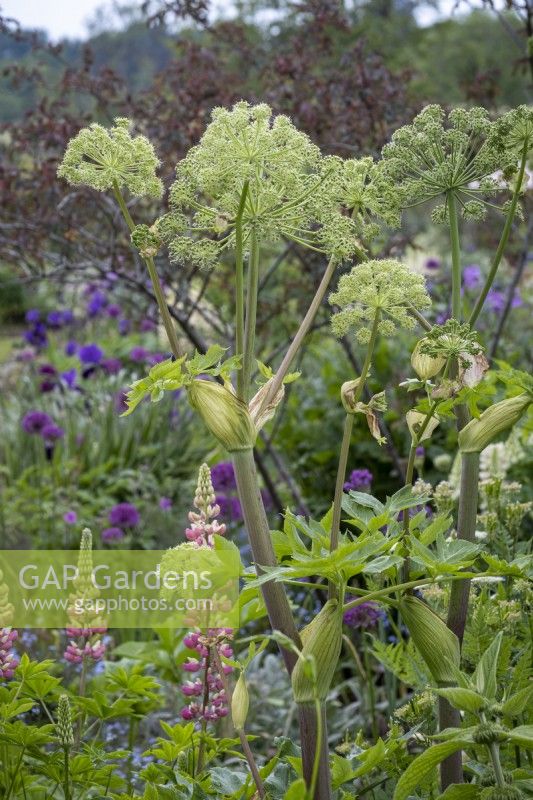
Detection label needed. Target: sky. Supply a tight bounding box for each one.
[1,0,463,40]
[1,0,117,40]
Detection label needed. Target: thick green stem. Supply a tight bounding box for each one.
[64,747,71,800]
[448,191,462,322]
[489,742,506,787]
[258,256,338,414]
[440,450,480,790]
[469,143,528,326]
[329,310,380,590]
[232,449,331,799]
[112,181,182,360]
[235,182,249,399]
[242,229,260,400]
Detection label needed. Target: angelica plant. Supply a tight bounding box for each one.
[56,99,532,799]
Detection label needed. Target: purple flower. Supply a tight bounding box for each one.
[16,349,36,363]
[114,390,128,414]
[102,358,122,375]
[159,497,172,511]
[24,322,47,349]
[25,309,41,323]
[46,310,64,329]
[425,257,441,270]
[78,344,104,364]
[140,318,157,333]
[415,446,425,458]
[108,503,140,528]
[211,462,237,491]
[118,319,131,336]
[39,363,57,377]
[487,289,522,313]
[60,369,78,389]
[101,527,125,542]
[343,601,384,630]
[106,304,122,318]
[41,423,64,442]
[61,309,74,325]
[63,511,77,525]
[436,311,451,325]
[215,494,242,521]
[87,291,107,317]
[65,340,78,357]
[463,264,482,290]
[21,410,53,434]
[39,380,56,393]
[344,468,373,492]
[147,352,166,366]
[129,346,148,362]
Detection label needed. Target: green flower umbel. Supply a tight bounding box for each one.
[160,101,363,269]
[374,105,510,223]
[57,117,163,198]
[330,259,431,343]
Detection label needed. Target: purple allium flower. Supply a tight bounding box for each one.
[343,600,384,629]
[65,340,78,357]
[436,311,451,325]
[63,511,77,525]
[21,410,53,434]
[118,319,131,336]
[344,468,373,492]
[425,257,441,270]
[106,304,121,318]
[140,318,157,333]
[87,291,107,317]
[78,343,104,364]
[25,309,40,323]
[101,527,125,542]
[487,289,522,313]
[61,369,78,389]
[108,503,140,528]
[159,497,172,511]
[24,322,47,349]
[211,462,237,491]
[463,264,482,290]
[61,309,74,325]
[39,380,56,394]
[46,310,64,329]
[129,346,148,362]
[102,358,122,375]
[147,352,166,366]
[41,423,64,442]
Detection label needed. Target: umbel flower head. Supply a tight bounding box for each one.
[494,104,533,158]
[374,104,509,224]
[419,319,484,367]
[159,101,363,269]
[57,117,163,198]
[330,259,431,343]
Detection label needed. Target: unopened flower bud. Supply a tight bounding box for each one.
[131,223,162,259]
[292,599,343,704]
[411,340,446,380]
[56,694,74,748]
[231,672,250,731]
[187,380,256,452]
[458,394,532,454]
[399,596,460,685]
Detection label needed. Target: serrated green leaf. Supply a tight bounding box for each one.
[501,685,533,718]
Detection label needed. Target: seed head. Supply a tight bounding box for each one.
[374,104,510,223]
[330,259,430,343]
[58,117,163,198]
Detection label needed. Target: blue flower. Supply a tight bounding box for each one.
[78,343,104,364]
